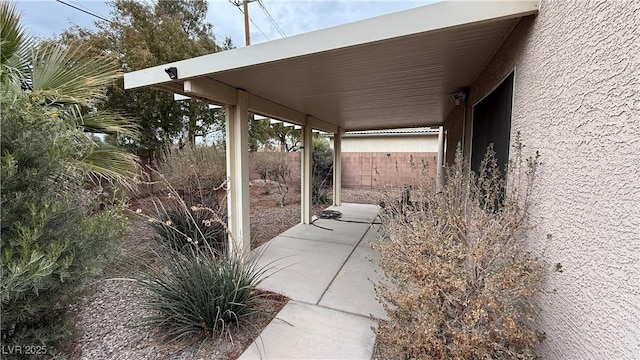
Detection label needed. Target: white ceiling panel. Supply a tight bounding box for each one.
[125,1,539,131]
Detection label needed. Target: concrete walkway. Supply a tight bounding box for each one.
[239,203,386,360]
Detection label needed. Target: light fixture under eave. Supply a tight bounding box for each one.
[164,67,178,80]
[450,90,467,106]
[174,94,190,101]
[269,119,280,124]
[208,104,222,110]
[253,114,268,120]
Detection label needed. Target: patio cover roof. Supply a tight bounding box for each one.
[124,0,539,132]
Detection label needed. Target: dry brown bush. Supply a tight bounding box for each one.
[157,145,226,204]
[375,137,545,359]
[252,151,293,206]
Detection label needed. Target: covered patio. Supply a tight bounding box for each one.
[124,0,539,257]
[240,203,383,358]
[124,2,539,356]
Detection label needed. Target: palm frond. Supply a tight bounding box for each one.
[74,143,139,190]
[0,2,34,86]
[30,43,121,105]
[2,3,140,191]
[67,106,140,138]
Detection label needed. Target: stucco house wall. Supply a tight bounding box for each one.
[444,1,639,358]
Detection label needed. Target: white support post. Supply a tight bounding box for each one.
[437,126,445,190]
[332,128,343,206]
[300,121,313,224]
[225,89,250,257]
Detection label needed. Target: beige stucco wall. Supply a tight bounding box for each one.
[445,1,639,357]
[337,134,439,153]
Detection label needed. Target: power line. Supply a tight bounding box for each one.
[232,3,271,42]
[257,0,286,38]
[55,0,114,25]
[57,0,233,48]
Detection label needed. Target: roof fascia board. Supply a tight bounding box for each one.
[343,132,439,138]
[344,131,438,137]
[124,0,539,90]
[326,131,439,138]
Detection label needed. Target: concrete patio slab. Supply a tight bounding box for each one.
[319,243,388,320]
[254,236,354,304]
[238,301,377,360]
[278,220,370,246]
[244,204,385,359]
[359,223,383,248]
[325,203,381,222]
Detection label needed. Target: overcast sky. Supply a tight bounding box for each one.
[16,0,436,47]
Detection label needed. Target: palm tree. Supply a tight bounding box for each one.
[0,2,139,189]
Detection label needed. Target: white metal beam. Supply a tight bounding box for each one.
[332,128,344,206]
[248,94,338,133]
[301,121,313,224]
[152,83,184,94]
[248,94,306,125]
[184,78,237,106]
[225,90,250,257]
[307,116,338,134]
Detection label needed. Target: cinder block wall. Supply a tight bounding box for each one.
[247,151,437,189]
[342,152,437,189]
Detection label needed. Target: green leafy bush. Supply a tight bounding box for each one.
[375,139,545,359]
[137,246,269,342]
[1,4,136,352]
[0,77,128,352]
[312,136,333,204]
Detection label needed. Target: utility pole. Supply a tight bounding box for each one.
[231,0,258,46]
[243,0,250,46]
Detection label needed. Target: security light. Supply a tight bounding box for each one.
[450,91,466,106]
[164,67,178,80]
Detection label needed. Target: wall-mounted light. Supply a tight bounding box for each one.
[450,91,466,106]
[164,67,178,80]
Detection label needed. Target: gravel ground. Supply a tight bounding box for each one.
[68,279,286,360]
[67,184,394,359]
[67,214,286,359]
[248,183,389,247]
[341,187,388,205]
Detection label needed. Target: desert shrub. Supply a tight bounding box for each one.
[136,245,269,342]
[148,193,228,255]
[252,152,293,205]
[158,145,226,202]
[1,79,128,353]
[312,136,333,204]
[375,138,545,359]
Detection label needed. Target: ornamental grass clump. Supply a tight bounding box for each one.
[136,184,270,343]
[137,248,269,343]
[148,193,227,255]
[375,137,545,359]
